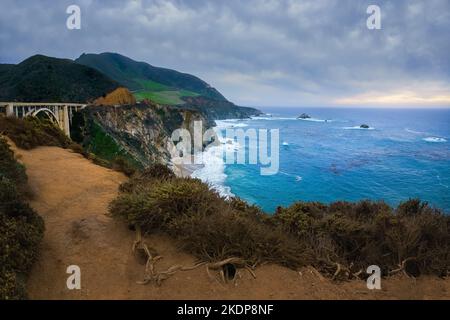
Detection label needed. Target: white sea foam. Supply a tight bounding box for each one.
[214,119,249,129]
[423,137,447,143]
[250,116,297,121]
[405,128,427,135]
[191,142,235,198]
[230,123,249,128]
[189,124,242,198]
[282,141,289,146]
[279,171,302,182]
[298,118,333,123]
[343,126,375,130]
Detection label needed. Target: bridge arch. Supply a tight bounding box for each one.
[1,102,87,138]
[31,108,59,125]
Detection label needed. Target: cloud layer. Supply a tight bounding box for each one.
[0,0,449,107]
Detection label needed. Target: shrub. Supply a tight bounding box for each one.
[171,209,310,268]
[110,176,310,268]
[111,177,223,231]
[118,164,176,193]
[272,199,450,278]
[110,162,450,279]
[0,139,44,299]
[0,116,139,177]
[111,157,136,177]
[0,136,28,195]
[0,116,71,150]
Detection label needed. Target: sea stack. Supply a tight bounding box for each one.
[297,113,311,119]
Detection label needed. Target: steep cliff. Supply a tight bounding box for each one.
[71,101,211,169]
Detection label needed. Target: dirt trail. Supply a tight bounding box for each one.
[10,144,449,299]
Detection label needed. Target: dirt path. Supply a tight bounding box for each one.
[10,144,449,299]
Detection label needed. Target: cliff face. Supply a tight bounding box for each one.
[71,101,211,168]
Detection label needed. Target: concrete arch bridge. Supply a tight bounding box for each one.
[0,102,87,138]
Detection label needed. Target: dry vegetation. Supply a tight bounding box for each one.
[1,115,448,296]
[0,115,72,150]
[0,115,136,176]
[0,137,44,299]
[94,87,136,106]
[110,165,450,284]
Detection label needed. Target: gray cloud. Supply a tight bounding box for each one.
[0,0,449,107]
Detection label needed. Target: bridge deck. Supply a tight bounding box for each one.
[0,102,87,107]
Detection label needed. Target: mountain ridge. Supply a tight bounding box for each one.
[1,52,261,120]
[75,52,227,102]
[0,55,120,103]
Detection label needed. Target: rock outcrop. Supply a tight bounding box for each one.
[94,87,136,106]
[71,100,211,168]
[297,113,311,119]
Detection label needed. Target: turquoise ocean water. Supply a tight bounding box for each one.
[191,107,450,214]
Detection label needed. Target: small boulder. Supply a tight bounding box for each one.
[360,124,370,129]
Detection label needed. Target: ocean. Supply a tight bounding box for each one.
[191,107,450,214]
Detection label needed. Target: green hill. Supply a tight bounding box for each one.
[75,52,226,104]
[0,55,120,103]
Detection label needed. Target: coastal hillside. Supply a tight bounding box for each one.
[0,55,120,103]
[180,96,262,120]
[76,52,226,102]
[75,52,261,119]
[0,53,261,121]
[6,141,447,299]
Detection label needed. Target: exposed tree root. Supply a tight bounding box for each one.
[132,227,257,286]
[332,262,351,280]
[389,257,417,277]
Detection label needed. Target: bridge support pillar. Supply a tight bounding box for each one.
[56,106,71,138]
[63,105,71,138]
[6,103,14,117]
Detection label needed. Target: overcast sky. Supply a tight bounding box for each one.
[0,0,449,107]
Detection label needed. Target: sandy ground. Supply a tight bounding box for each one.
[8,143,449,300]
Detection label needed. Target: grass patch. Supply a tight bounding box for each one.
[134,89,199,105]
[134,79,170,91]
